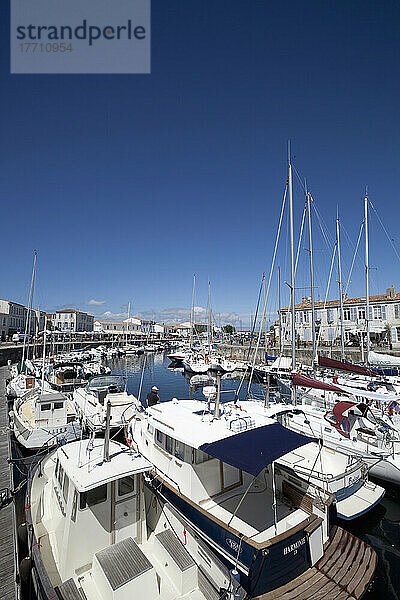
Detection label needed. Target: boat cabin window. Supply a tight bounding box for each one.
[165,435,173,455]
[118,476,135,497]
[71,489,78,522]
[63,474,69,502]
[174,439,185,461]
[41,403,51,412]
[80,484,107,510]
[194,448,212,464]
[155,429,189,462]
[58,465,64,487]
[54,401,64,410]
[155,429,164,446]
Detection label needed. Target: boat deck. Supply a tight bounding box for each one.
[0,366,16,600]
[255,526,377,600]
[203,484,309,544]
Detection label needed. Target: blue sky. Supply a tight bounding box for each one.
[1,1,400,327]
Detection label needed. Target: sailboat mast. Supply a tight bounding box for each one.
[40,330,47,395]
[365,192,370,364]
[126,301,131,347]
[278,266,282,354]
[336,211,345,360]
[263,273,268,356]
[190,274,195,349]
[208,281,211,351]
[22,251,37,368]
[288,147,296,374]
[306,193,317,374]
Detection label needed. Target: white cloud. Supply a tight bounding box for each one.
[85,299,106,306]
[97,310,128,321]
[138,306,245,327]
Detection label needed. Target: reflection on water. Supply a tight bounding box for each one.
[108,351,267,405]
[107,352,400,600]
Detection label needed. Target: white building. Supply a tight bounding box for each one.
[124,316,151,334]
[0,299,45,341]
[278,285,400,348]
[51,309,94,333]
[93,320,142,335]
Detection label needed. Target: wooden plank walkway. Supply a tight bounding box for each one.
[0,366,16,600]
[255,526,377,600]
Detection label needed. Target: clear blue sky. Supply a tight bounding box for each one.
[1,1,400,326]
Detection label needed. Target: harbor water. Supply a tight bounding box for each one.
[108,352,400,600]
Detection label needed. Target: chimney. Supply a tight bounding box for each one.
[387,285,396,299]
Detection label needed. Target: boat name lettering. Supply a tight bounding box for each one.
[283,537,306,556]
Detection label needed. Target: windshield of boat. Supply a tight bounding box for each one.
[87,376,125,393]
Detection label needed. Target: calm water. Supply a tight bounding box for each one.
[107,352,400,600]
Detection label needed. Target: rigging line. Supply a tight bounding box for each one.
[246,184,288,391]
[311,198,334,252]
[239,182,288,396]
[369,199,400,266]
[239,276,263,400]
[278,202,307,357]
[316,243,337,354]
[262,182,288,329]
[344,221,364,298]
[293,165,307,193]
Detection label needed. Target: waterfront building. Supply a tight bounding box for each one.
[0,299,45,340]
[51,309,94,332]
[93,319,141,335]
[277,285,400,348]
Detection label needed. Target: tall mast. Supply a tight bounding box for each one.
[336,210,345,360]
[288,145,296,374]
[125,301,130,347]
[365,192,370,364]
[22,251,37,368]
[278,266,282,354]
[40,330,47,395]
[189,274,195,349]
[263,273,267,356]
[208,280,211,351]
[306,193,317,374]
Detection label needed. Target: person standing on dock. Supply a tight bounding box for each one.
[146,386,160,407]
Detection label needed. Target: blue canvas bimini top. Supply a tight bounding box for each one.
[199,423,316,476]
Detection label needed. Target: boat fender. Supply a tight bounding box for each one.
[18,522,28,546]
[19,557,32,582]
[230,568,241,594]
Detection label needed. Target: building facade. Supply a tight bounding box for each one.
[277,286,400,348]
[93,320,142,335]
[51,309,94,332]
[0,299,46,341]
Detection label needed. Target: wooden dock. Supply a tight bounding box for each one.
[0,366,17,600]
[256,526,376,600]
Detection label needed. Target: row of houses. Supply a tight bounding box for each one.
[93,317,191,337]
[276,285,400,348]
[0,301,194,340]
[0,299,46,341]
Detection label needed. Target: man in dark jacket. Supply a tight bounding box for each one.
[146,386,160,407]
